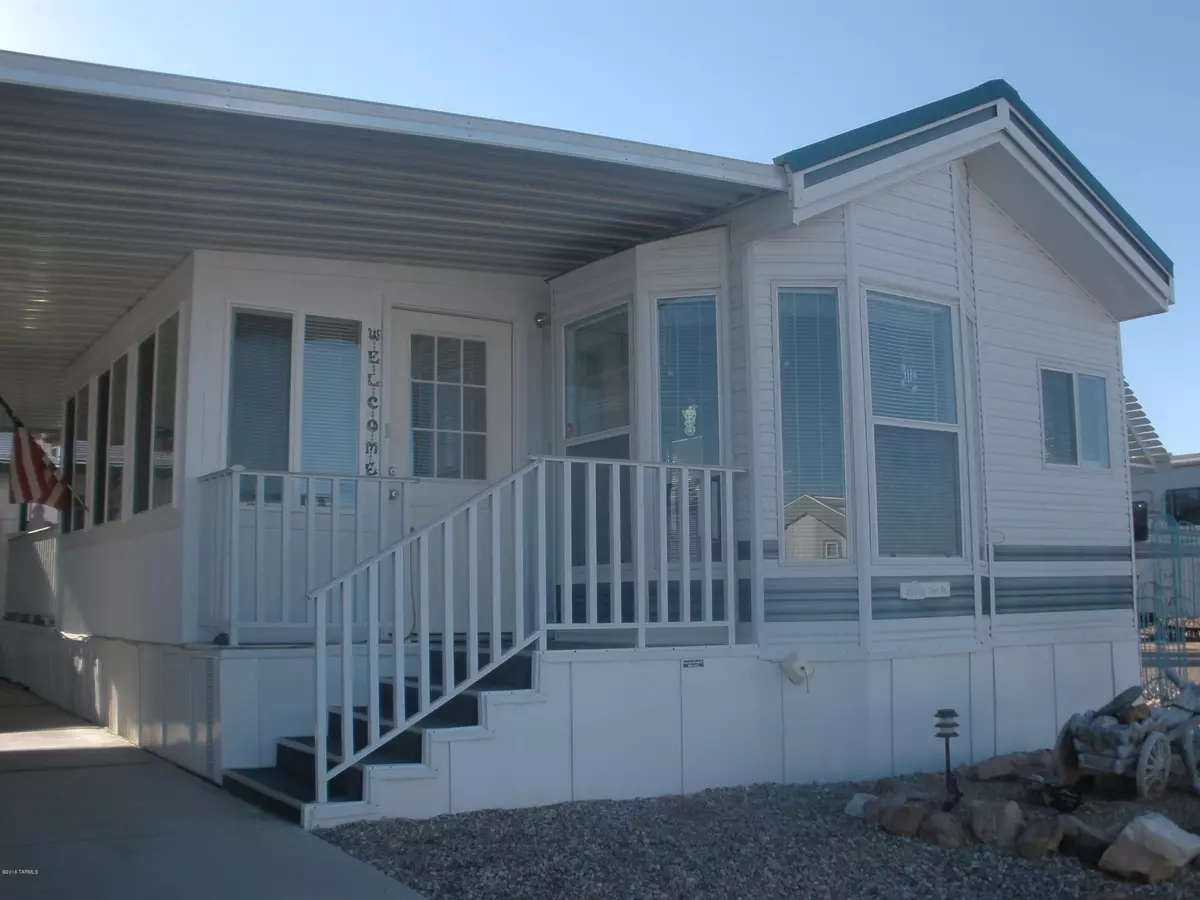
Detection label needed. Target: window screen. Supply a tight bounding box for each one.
[133,334,155,514]
[565,308,629,440]
[107,356,128,522]
[875,425,962,557]
[228,312,292,471]
[302,317,360,476]
[152,313,179,507]
[778,290,848,561]
[1041,369,1077,465]
[658,297,719,465]
[1078,374,1109,468]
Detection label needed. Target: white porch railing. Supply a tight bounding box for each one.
[197,467,417,644]
[310,456,745,802]
[3,527,59,627]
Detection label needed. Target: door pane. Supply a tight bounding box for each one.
[410,331,487,480]
[565,308,629,440]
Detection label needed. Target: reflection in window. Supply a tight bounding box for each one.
[133,334,155,514]
[93,371,110,526]
[778,290,848,561]
[411,334,486,479]
[107,356,128,522]
[152,313,179,507]
[658,297,719,465]
[61,396,76,534]
[1167,488,1200,527]
[565,308,629,441]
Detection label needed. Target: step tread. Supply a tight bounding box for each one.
[286,734,422,766]
[226,766,355,805]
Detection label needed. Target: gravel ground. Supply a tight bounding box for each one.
[321,779,1200,900]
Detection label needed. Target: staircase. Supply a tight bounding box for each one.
[223,640,537,824]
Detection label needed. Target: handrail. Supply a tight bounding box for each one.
[198,465,420,484]
[306,459,541,599]
[532,454,748,473]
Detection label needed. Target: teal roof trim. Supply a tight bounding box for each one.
[774,80,1172,278]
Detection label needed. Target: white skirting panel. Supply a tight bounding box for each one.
[0,622,218,779]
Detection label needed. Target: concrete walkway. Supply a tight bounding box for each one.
[0,680,423,899]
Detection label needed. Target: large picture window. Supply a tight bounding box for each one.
[867,291,962,558]
[777,289,848,561]
[565,307,630,448]
[658,296,719,466]
[1040,368,1109,469]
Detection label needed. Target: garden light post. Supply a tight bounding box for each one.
[936,709,960,808]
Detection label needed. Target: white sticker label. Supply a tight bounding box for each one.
[900,581,952,600]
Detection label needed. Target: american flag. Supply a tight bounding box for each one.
[8,427,69,509]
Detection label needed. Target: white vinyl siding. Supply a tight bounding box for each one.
[971,182,1127,548]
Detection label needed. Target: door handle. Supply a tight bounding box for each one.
[388,489,400,500]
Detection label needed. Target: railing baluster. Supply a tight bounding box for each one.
[586,461,597,625]
[254,475,266,626]
[658,467,669,624]
[681,466,691,624]
[330,480,340,614]
[443,520,455,692]
[723,471,736,645]
[536,463,547,649]
[367,565,380,744]
[634,464,646,647]
[228,472,241,645]
[281,476,293,624]
[467,504,479,680]
[611,463,621,625]
[418,534,431,711]
[490,491,501,664]
[393,548,405,727]
[562,461,573,626]
[305,477,317,619]
[513,476,525,644]
[702,469,713,624]
[340,578,354,762]
[314,587,328,803]
[354,481,365,567]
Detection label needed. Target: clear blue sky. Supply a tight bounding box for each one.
[5,0,1197,450]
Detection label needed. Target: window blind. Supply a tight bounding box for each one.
[875,425,962,557]
[1077,374,1109,468]
[93,371,110,525]
[133,334,155,514]
[868,293,956,423]
[152,313,179,507]
[107,355,128,522]
[777,290,848,561]
[228,312,292,471]
[1040,369,1077,465]
[658,297,719,465]
[301,317,360,476]
[73,387,89,532]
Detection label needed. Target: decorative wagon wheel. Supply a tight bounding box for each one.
[1136,731,1172,799]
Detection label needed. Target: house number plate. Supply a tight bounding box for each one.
[899,581,952,601]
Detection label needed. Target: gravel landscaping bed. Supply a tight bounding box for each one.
[321,779,1200,899]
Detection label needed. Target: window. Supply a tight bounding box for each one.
[1132,500,1149,542]
[1040,369,1109,468]
[777,290,848,561]
[565,307,630,443]
[228,311,293,471]
[823,540,841,559]
[153,313,179,507]
[658,297,719,465]
[867,292,962,558]
[411,334,486,479]
[107,356,128,522]
[133,334,155,513]
[72,386,89,532]
[1167,488,1200,527]
[302,317,361,476]
[61,396,76,534]
[92,371,110,526]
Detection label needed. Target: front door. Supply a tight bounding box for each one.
[388,309,514,532]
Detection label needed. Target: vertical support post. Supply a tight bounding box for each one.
[611,462,622,625]
[314,587,328,803]
[701,469,713,623]
[281,475,293,624]
[340,579,353,760]
[254,474,265,627]
[393,548,405,727]
[305,477,317,619]
[723,471,736,645]
[658,466,669,624]
[330,480,341,613]
[634,464,646,648]
[367,564,380,744]
[418,534,431,710]
[467,504,479,680]
[513,476,525,643]
[561,460,573,626]
[680,466,691,623]
[490,491,501,662]
[228,471,241,646]
[536,462,548,650]
[586,461,597,625]
[442,520,455,691]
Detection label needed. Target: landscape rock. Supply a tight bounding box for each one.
[843,793,876,818]
[880,802,929,838]
[972,754,1019,782]
[919,811,966,849]
[872,777,898,794]
[1026,749,1056,770]
[1099,813,1200,884]
[968,799,1025,847]
[1017,817,1066,860]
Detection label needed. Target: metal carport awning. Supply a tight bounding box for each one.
[0,51,786,430]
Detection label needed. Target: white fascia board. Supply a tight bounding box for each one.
[0,50,788,191]
[789,123,1008,223]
